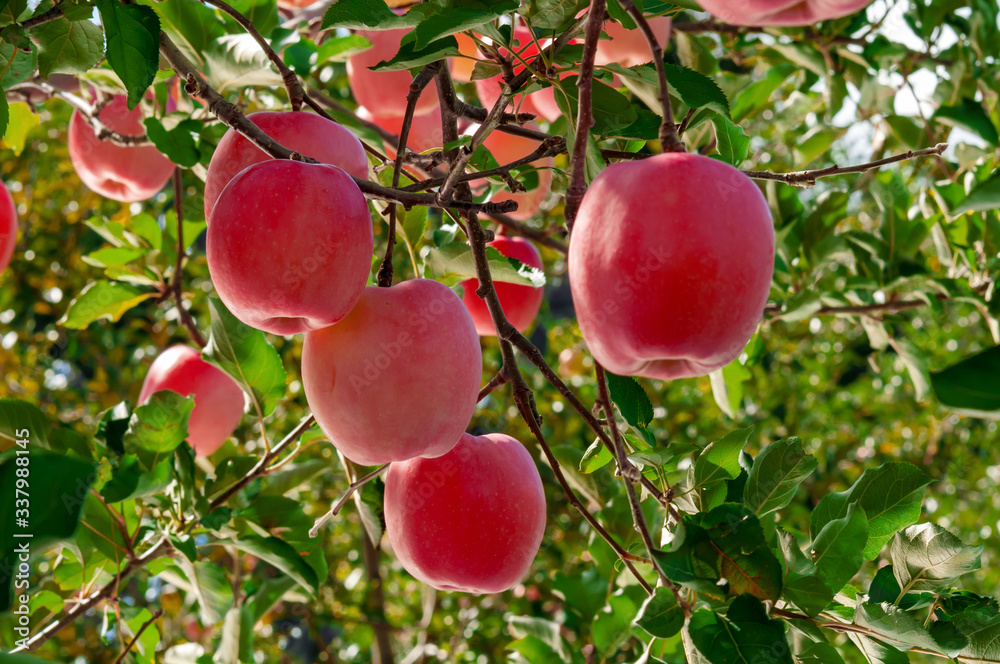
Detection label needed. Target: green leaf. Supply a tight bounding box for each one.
[731,64,795,122]
[604,371,653,430]
[101,455,173,502]
[411,0,518,48]
[205,298,286,418]
[508,616,572,663]
[930,345,1000,416]
[890,523,983,594]
[525,0,586,30]
[0,95,7,137]
[30,15,104,77]
[423,241,545,287]
[633,586,683,639]
[951,610,1000,662]
[214,605,254,664]
[687,595,793,664]
[655,504,783,602]
[846,632,909,664]
[693,426,753,497]
[219,535,319,595]
[712,115,751,167]
[951,171,1000,216]
[933,98,999,146]
[742,437,818,516]
[795,642,847,664]
[580,438,614,474]
[855,602,967,657]
[59,281,154,329]
[1,100,39,155]
[0,399,50,447]
[0,0,28,26]
[0,40,37,90]
[777,530,835,617]
[123,390,194,465]
[810,462,932,560]
[0,453,96,612]
[663,64,731,118]
[143,117,201,168]
[225,0,278,39]
[320,0,415,30]
[95,0,161,109]
[371,34,459,72]
[811,503,868,594]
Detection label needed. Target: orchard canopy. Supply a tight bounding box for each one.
[2,0,1000,662]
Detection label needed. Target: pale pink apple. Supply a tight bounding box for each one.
[301,279,483,467]
[460,236,544,336]
[384,431,546,593]
[569,152,774,380]
[697,0,873,26]
[204,111,368,222]
[348,29,438,118]
[0,183,16,275]
[68,95,175,202]
[138,345,245,457]
[207,160,373,335]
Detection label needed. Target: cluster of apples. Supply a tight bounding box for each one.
[129,102,547,593]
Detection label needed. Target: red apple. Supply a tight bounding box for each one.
[277,0,313,7]
[697,0,872,26]
[568,152,774,380]
[301,279,483,467]
[348,29,439,119]
[460,236,544,336]
[0,183,16,275]
[207,160,373,335]
[384,431,546,594]
[68,95,175,202]
[357,103,443,156]
[477,128,553,221]
[138,345,245,457]
[204,111,368,222]
[594,16,672,67]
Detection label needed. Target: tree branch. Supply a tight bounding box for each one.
[112,609,164,664]
[309,463,390,537]
[564,0,607,231]
[170,169,207,348]
[22,80,152,147]
[744,143,948,187]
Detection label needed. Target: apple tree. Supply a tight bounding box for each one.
[1,0,1000,662]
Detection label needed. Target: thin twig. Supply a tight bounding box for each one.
[379,63,440,288]
[309,464,390,537]
[21,80,151,147]
[112,609,164,664]
[564,0,608,231]
[170,169,207,348]
[744,143,947,187]
[618,0,683,152]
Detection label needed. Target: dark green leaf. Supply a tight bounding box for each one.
[855,602,967,657]
[320,0,415,30]
[0,41,36,90]
[951,171,1000,216]
[371,34,458,71]
[100,455,173,502]
[933,98,999,146]
[812,503,868,594]
[30,15,104,77]
[219,535,319,594]
[123,390,194,462]
[633,586,683,638]
[930,345,1000,416]
[604,371,653,430]
[95,0,161,109]
[810,462,932,560]
[143,117,201,168]
[890,523,982,594]
[743,437,818,516]
[687,595,793,664]
[713,115,751,167]
[663,63,730,118]
[693,426,754,497]
[205,298,286,418]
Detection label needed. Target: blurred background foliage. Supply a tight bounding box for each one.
[0,0,999,662]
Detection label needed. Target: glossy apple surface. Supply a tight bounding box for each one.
[301,279,483,466]
[384,431,546,594]
[68,95,175,202]
[204,111,368,222]
[569,152,774,380]
[697,0,872,26]
[207,160,373,335]
[0,183,16,275]
[357,103,443,156]
[138,346,245,457]
[478,128,553,221]
[460,236,544,336]
[348,29,439,118]
[594,16,672,67]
